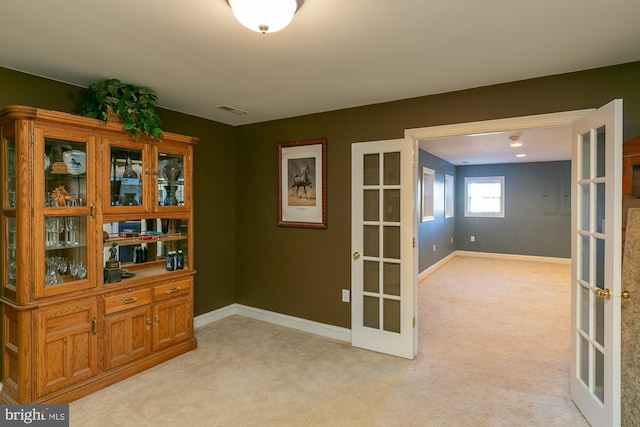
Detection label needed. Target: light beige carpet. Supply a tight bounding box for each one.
[70,256,588,426]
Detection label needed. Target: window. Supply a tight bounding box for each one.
[421,167,435,222]
[444,174,454,218]
[464,176,505,218]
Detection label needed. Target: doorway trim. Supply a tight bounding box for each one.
[404,109,594,141]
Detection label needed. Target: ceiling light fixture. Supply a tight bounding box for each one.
[227,0,304,34]
[509,133,523,147]
[516,154,527,158]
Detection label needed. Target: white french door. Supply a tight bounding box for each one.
[351,138,417,359]
[570,99,623,426]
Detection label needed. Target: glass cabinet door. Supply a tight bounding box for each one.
[156,145,190,211]
[104,141,147,212]
[36,132,97,298]
[2,134,17,294]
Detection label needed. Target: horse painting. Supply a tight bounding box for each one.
[290,164,312,199]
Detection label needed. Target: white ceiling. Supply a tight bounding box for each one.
[1,1,639,164]
[418,127,572,166]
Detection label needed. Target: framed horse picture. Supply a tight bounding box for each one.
[277,138,327,228]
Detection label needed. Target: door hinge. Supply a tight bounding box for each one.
[413,237,415,248]
[100,142,103,152]
[413,317,416,328]
[31,134,35,144]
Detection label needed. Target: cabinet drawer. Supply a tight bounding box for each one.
[104,288,152,315]
[154,279,192,302]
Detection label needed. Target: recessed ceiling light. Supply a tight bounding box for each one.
[510,142,523,147]
[516,154,527,158]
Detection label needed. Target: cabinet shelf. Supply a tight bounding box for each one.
[104,233,186,248]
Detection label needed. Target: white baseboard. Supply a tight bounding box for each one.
[456,250,571,264]
[418,250,570,279]
[418,251,457,281]
[194,303,351,343]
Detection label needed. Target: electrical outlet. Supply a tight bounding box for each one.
[342,289,350,303]
[433,244,436,252]
[450,237,454,244]
[470,235,475,242]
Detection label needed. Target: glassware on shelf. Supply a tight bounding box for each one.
[69,259,78,280]
[65,216,78,246]
[45,257,59,286]
[57,257,68,275]
[77,261,87,280]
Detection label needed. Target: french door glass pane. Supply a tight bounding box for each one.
[596,126,606,178]
[383,226,400,259]
[581,132,591,180]
[595,349,605,403]
[595,238,605,290]
[363,190,379,221]
[384,189,400,222]
[363,296,379,329]
[383,299,400,333]
[580,285,590,333]
[595,296,605,346]
[580,235,590,282]
[580,336,589,386]
[383,152,400,185]
[363,225,379,257]
[383,262,400,296]
[595,183,605,234]
[581,184,590,231]
[363,154,379,186]
[363,261,379,293]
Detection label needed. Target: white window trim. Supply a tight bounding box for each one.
[421,167,435,222]
[464,176,505,218]
[444,174,454,218]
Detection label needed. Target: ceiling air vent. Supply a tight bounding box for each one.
[216,105,249,115]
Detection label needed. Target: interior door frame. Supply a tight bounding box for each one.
[404,107,595,399]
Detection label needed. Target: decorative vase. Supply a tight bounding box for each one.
[163,160,182,183]
[123,155,138,179]
[123,193,138,206]
[164,185,178,206]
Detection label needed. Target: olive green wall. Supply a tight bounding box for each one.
[0,67,238,317]
[234,61,640,329]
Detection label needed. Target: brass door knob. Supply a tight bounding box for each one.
[353,252,360,260]
[595,288,612,299]
[622,290,631,299]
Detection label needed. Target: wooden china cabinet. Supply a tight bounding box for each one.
[0,105,198,403]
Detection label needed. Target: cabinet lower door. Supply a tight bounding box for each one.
[105,306,152,370]
[153,296,192,350]
[36,298,98,398]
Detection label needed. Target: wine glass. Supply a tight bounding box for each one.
[65,217,78,246]
[69,259,78,280]
[77,261,87,280]
[57,256,68,274]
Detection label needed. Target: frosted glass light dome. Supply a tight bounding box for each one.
[229,0,298,33]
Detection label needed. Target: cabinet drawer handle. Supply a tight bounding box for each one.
[121,297,138,305]
[166,287,182,294]
[91,317,97,335]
